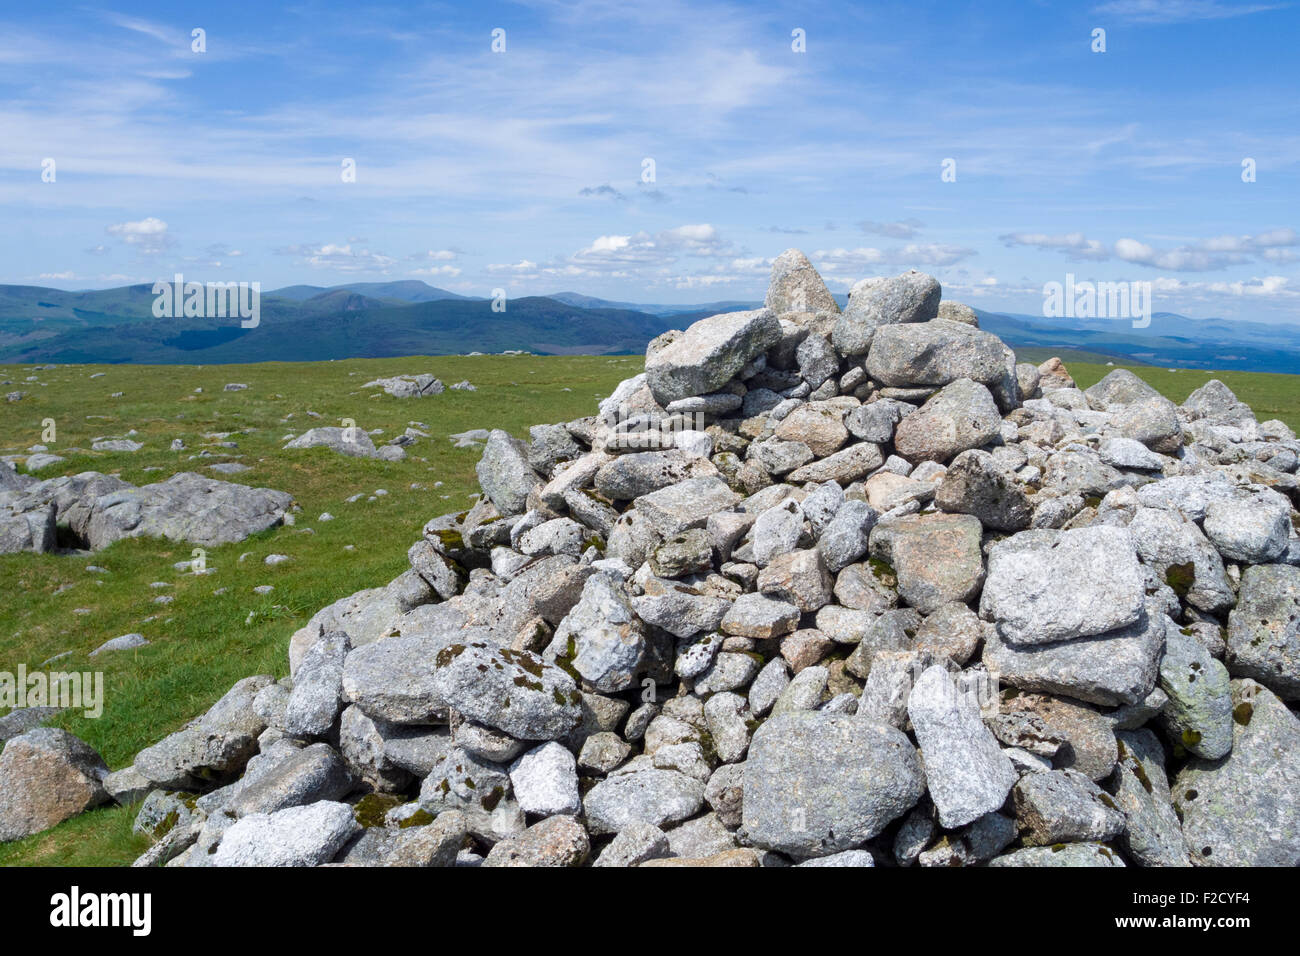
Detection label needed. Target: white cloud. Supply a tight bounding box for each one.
[1091,1,1287,24]
[105,217,171,254]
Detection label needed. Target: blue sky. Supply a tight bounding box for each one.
[2,0,1299,323]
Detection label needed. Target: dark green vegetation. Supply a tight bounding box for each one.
[0,353,1296,865]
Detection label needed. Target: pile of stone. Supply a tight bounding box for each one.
[6,249,1300,868]
[0,469,294,554]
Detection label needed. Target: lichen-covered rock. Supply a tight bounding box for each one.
[1171,680,1300,866]
[1226,564,1300,700]
[431,643,582,741]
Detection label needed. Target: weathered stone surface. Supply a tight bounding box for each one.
[283,628,349,737]
[935,449,1032,531]
[786,442,884,484]
[551,575,646,693]
[1172,680,1300,866]
[483,814,590,867]
[431,643,582,740]
[508,742,580,816]
[832,270,941,356]
[881,512,984,614]
[1114,729,1190,867]
[757,548,833,612]
[633,477,740,534]
[866,319,1008,388]
[721,593,800,639]
[989,842,1125,867]
[0,728,109,842]
[983,606,1165,707]
[981,526,1145,646]
[1203,491,1291,564]
[135,676,272,788]
[774,405,849,458]
[583,769,705,835]
[893,379,1001,464]
[79,472,293,549]
[475,430,541,516]
[646,309,782,404]
[594,451,718,501]
[1158,629,1233,760]
[766,249,840,315]
[1226,564,1300,700]
[211,801,359,867]
[284,427,377,458]
[742,712,924,858]
[907,665,1016,828]
[1084,368,1161,410]
[1129,507,1234,613]
[1012,769,1126,846]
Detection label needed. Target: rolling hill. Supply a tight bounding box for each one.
[1,279,1298,371]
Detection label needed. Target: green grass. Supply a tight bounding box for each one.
[0,351,1295,865]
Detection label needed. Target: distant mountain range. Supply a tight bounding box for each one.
[1,279,1298,373]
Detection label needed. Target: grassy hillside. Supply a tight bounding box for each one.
[0,353,1295,865]
[0,297,677,365]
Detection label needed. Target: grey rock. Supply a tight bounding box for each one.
[508,742,581,816]
[584,769,706,835]
[1158,628,1233,760]
[432,642,581,740]
[1203,491,1291,564]
[981,525,1145,646]
[135,676,272,788]
[593,822,671,867]
[1226,564,1300,700]
[989,842,1125,867]
[211,801,359,867]
[551,575,646,693]
[866,319,1008,388]
[283,427,377,458]
[983,606,1165,707]
[633,477,740,534]
[482,815,590,867]
[765,249,840,315]
[893,378,1002,464]
[475,430,541,516]
[742,712,924,859]
[934,449,1032,531]
[226,743,354,817]
[907,665,1017,828]
[1012,769,1126,846]
[1172,680,1300,865]
[283,628,349,737]
[1114,729,1190,867]
[594,451,718,501]
[1128,506,1234,613]
[816,499,879,573]
[645,309,782,404]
